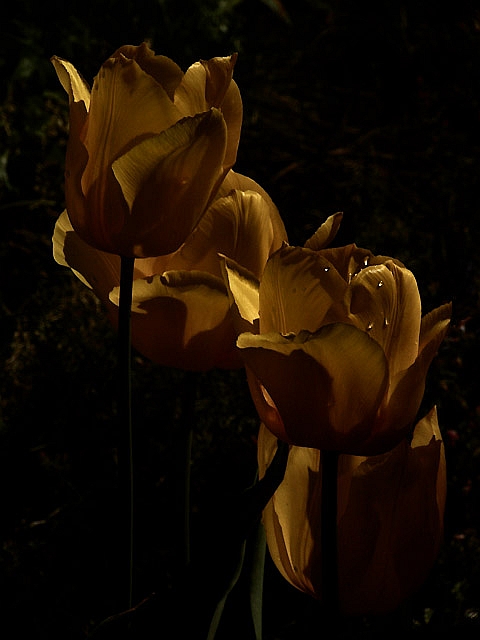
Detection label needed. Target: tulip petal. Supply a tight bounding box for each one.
[82,55,182,192]
[337,406,445,614]
[112,43,184,100]
[259,245,348,334]
[174,55,242,170]
[304,212,343,250]
[419,302,452,353]
[110,270,238,370]
[348,261,421,376]
[258,424,321,595]
[52,210,120,304]
[176,190,275,280]
[319,244,374,282]
[221,255,260,334]
[238,324,389,452]
[51,56,91,109]
[218,171,288,247]
[368,303,451,453]
[111,108,227,256]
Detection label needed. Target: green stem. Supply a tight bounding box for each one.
[118,255,135,610]
[321,450,339,615]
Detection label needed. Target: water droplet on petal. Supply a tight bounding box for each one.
[377,280,383,288]
[324,266,330,272]
[383,318,389,327]
[364,257,369,266]
[366,322,374,331]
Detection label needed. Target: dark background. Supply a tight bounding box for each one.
[1,0,479,637]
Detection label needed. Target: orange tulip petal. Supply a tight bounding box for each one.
[112,43,184,100]
[168,190,273,279]
[259,246,348,334]
[82,55,181,191]
[258,424,321,595]
[221,255,260,335]
[174,55,242,169]
[304,212,343,250]
[217,171,287,247]
[238,324,389,452]
[369,303,451,453]
[51,56,91,109]
[348,261,421,376]
[419,302,452,353]
[52,210,120,303]
[337,407,445,614]
[110,270,238,370]
[111,108,227,256]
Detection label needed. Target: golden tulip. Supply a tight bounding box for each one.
[258,406,447,615]
[52,43,243,257]
[53,171,287,370]
[222,218,451,455]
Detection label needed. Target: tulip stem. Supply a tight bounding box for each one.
[321,450,339,616]
[175,370,197,568]
[118,255,135,611]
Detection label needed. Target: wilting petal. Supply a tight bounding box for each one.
[110,270,239,370]
[304,212,343,251]
[238,324,389,453]
[259,245,347,334]
[111,108,227,256]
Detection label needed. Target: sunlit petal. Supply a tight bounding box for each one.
[304,212,343,250]
[111,109,227,256]
[51,56,91,109]
[348,261,421,376]
[113,43,184,99]
[259,245,347,334]
[82,55,182,193]
[419,302,453,353]
[258,424,321,595]
[218,170,287,246]
[221,255,260,334]
[52,210,120,303]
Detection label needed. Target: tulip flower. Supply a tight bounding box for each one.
[53,171,287,370]
[257,406,447,615]
[222,219,451,455]
[51,43,243,257]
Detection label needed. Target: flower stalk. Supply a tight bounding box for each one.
[175,371,197,568]
[118,255,135,610]
[321,450,339,616]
